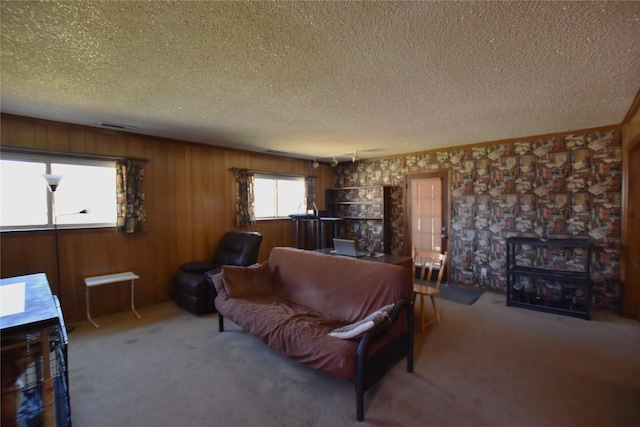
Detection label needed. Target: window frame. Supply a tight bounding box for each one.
[253,173,307,220]
[0,151,118,232]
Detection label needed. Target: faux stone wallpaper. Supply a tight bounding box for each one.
[333,128,623,311]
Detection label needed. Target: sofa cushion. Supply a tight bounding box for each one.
[222,261,274,298]
[328,303,394,340]
[269,247,412,323]
[215,294,361,379]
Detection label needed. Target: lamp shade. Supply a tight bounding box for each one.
[43,174,63,192]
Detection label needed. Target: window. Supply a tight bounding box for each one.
[1,152,117,231]
[254,174,306,219]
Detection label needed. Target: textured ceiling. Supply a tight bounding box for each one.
[2,1,639,162]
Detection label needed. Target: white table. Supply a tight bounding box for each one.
[84,271,141,328]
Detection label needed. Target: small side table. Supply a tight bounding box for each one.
[84,272,141,328]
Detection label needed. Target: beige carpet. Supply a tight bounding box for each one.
[67,292,640,427]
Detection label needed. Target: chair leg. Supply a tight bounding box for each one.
[431,296,441,324]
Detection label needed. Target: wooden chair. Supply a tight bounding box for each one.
[412,248,448,333]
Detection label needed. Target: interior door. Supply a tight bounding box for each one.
[405,170,450,277]
[623,135,640,319]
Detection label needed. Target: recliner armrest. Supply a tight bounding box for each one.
[180,260,221,274]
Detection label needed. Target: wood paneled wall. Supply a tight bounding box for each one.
[0,114,334,321]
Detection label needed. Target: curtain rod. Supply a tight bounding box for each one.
[1,145,149,162]
[231,167,316,179]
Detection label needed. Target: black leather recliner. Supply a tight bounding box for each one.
[172,231,263,314]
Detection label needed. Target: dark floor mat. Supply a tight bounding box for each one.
[415,282,484,305]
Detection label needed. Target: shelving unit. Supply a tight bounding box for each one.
[325,186,397,253]
[506,237,592,320]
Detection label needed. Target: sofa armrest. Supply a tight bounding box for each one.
[206,272,227,332]
[357,299,412,351]
[354,298,414,421]
[207,272,227,297]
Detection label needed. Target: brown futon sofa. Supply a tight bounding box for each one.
[210,247,414,422]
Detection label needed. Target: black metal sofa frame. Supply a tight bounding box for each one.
[217,298,414,421]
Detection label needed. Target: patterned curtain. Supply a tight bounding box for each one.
[234,168,256,227]
[305,176,316,212]
[116,159,147,233]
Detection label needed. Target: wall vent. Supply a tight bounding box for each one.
[96,121,138,130]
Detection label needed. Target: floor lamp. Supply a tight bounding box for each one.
[43,174,87,299]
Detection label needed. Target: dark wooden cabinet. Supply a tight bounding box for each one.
[506,237,592,320]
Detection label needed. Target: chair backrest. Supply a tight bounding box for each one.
[412,248,448,290]
[212,231,263,267]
